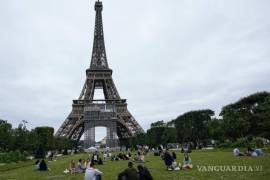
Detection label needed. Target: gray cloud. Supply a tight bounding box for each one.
[1,0,270,139]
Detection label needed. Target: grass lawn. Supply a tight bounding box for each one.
[0,149,269,180]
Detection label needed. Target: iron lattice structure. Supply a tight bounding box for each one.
[56,0,144,148]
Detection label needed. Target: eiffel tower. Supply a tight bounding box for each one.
[56,0,144,148]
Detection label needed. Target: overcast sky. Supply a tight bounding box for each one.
[0,0,270,140]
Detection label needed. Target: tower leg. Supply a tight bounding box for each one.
[84,125,95,148]
[106,121,118,147]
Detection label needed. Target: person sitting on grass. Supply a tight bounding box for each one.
[245,146,254,156]
[69,160,76,174]
[137,165,153,180]
[233,148,245,156]
[34,160,40,170]
[163,149,174,170]
[91,152,99,163]
[118,162,139,180]
[75,159,86,173]
[182,153,193,169]
[133,151,145,163]
[85,162,103,180]
[85,159,90,168]
[139,150,145,162]
[39,159,48,171]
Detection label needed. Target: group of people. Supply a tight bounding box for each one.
[233,147,264,157]
[67,151,106,174]
[111,152,131,161]
[118,162,153,180]
[67,159,88,174]
[34,159,49,171]
[84,160,153,180]
[162,149,193,170]
[110,150,145,163]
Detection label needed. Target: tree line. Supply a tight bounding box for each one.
[122,91,270,148]
[0,121,75,160]
[1,91,269,157]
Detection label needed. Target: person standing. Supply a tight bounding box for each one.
[163,149,174,170]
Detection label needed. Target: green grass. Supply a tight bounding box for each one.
[0,150,269,180]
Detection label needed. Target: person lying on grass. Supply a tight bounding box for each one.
[233,148,245,156]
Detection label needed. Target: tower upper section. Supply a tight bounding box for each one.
[89,1,109,70]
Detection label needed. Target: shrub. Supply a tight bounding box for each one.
[231,138,248,148]
[250,137,264,148]
[217,140,232,148]
[0,151,26,163]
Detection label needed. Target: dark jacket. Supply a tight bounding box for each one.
[39,160,48,171]
[164,152,174,166]
[138,167,153,180]
[118,167,139,180]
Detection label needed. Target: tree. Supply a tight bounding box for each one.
[146,127,167,147]
[54,137,74,152]
[0,120,13,151]
[33,127,54,158]
[220,91,270,140]
[208,118,224,142]
[12,123,29,152]
[257,96,270,139]
[150,120,165,128]
[161,127,177,144]
[174,109,214,146]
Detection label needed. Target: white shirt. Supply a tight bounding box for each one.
[233,148,240,156]
[85,167,102,180]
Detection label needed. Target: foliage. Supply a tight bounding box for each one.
[123,127,177,148]
[217,137,265,148]
[0,151,26,163]
[220,91,270,140]
[0,121,74,161]
[150,120,165,128]
[250,137,265,148]
[174,109,214,145]
[0,120,12,152]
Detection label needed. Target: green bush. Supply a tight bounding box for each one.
[250,137,264,148]
[217,137,266,149]
[0,151,26,163]
[217,140,233,148]
[231,138,248,148]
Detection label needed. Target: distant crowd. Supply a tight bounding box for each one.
[33,144,266,180]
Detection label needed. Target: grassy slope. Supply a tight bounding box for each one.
[0,150,269,180]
